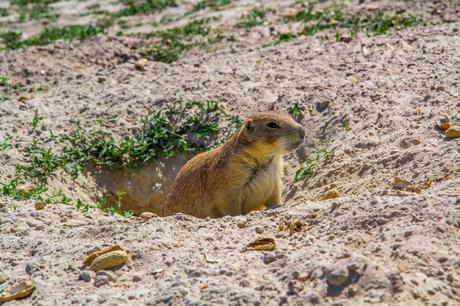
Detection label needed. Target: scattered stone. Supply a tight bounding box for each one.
[254,226,264,234]
[132,273,143,282]
[327,267,349,287]
[26,220,45,230]
[436,115,452,130]
[94,271,115,287]
[279,219,307,235]
[83,244,123,266]
[304,292,321,304]
[263,253,276,264]
[339,35,353,43]
[236,221,247,229]
[18,96,31,102]
[0,279,35,302]
[25,263,33,275]
[135,58,149,70]
[0,275,8,284]
[445,126,460,139]
[438,256,448,263]
[243,238,276,252]
[34,202,46,210]
[320,189,341,200]
[89,250,129,272]
[393,177,422,193]
[79,271,92,282]
[316,101,330,112]
[296,272,309,282]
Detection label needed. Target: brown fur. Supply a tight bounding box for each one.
[163,112,305,218]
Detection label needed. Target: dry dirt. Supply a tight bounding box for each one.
[0,0,459,305]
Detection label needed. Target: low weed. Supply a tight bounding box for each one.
[11,0,59,23]
[0,135,13,150]
[278,7,424,44]
[13,99,226,182]
[141,17,215,63]
[294,147,334,182]
[271,32,297,45]
[287,102,305,117]
[236,7,267,29]
[114,0,177,17]
[0,178,70,205]
[0,75,21,90]
[96,191,134,218]
[192,0,232,12]
[1,25,102,50]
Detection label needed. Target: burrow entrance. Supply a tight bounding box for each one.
[90,152,195,215]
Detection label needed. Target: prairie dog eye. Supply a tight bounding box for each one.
[266,122,280,129]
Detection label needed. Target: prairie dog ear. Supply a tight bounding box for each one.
[245,119,254,133]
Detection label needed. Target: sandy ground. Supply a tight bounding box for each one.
[1,0,459,305]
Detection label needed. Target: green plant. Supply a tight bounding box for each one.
[294,147,334,182]
[12,0,60,23]
[32,108,40,129]
[192,0,231,12]
[0,31,23,49]
[0,8,8,17]
[95,192,133,218]
[114,0,177,17]
[236,7,267,28]
[0,135,13,150]
[287,102,305,117]
[364,13,423,35]
[142,17,214,63]
[1,25,102,50]
[272,32,297,45]
[278,8,424,45]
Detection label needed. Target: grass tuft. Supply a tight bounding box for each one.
[236,7,267,29]
[277,8,424,44]
[287,102,305,117]
[272,32,297,45]
[141,17,215,63]
[192,0,231,12]
[114,0,177,17]
[1,25,102,50]
[294,147,334,182]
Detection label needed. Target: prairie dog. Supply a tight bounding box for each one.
[164,112,305,218]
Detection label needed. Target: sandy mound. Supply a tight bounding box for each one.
[1,0,459,305]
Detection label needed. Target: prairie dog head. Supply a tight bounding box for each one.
[238,111,305,159]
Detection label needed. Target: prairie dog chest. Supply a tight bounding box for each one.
[240,156,283,210]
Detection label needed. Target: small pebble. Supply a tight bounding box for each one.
[327,267,349,287]
[263,253,276,264]
[132,273,142,282]
[25,263,33,275]
[236,221,247,229]
[79,271,92,282]
[304,292,321,304]
[445,126,460,139]
[255,226,264,234]
[94,271,115,287]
